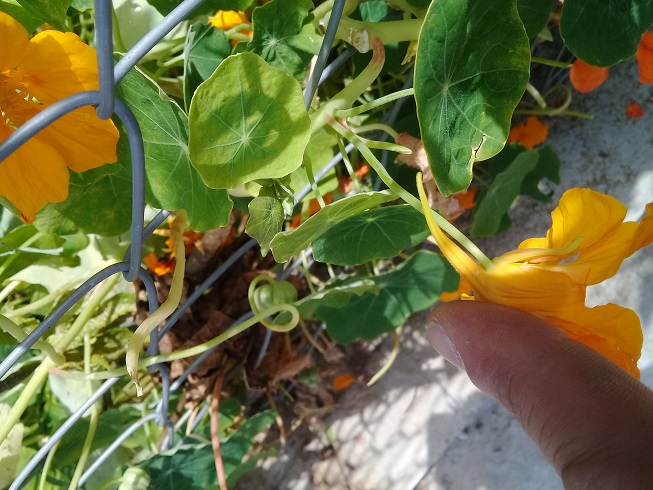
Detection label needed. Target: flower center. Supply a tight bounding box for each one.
[0,69,42,129]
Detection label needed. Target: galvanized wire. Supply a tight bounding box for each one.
[0,0,379,485]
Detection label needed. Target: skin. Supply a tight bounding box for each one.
[426,301,653,489]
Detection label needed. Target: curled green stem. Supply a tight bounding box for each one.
[61,303,300,382]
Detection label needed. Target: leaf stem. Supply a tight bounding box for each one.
[310,37,385,132]
[335,16,422,52]
[525,83,547,109]
[0,280,20,303]
[0,360,50,445]
[335,88,414,118]
[38,440,61,490]
[328,118,493,268]
[0,314,64,365]
[531,56,572,68]
[303,155,326,208]
[68,329,101,490]
[367,330,400,386]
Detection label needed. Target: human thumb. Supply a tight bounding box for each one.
[426,301,653,489]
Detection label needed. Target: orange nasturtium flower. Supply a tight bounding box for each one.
[507,116,548,150]
[419,179,653,378]
[0,12,119,223]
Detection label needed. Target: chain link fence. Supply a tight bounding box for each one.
[0,0,417,486]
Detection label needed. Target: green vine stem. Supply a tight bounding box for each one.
[337,136,361,193]
[0,274,119,445]
[0,280,19,303]
[351,124,404,144]
[38,440,61,490]
[335,16,422,52]
[60,303,300,382]
[303,154,326,208]
[327,117,493,268]
[367,330,400,386]
[68,329,101,490]
[126,210,187,396]
[526,83,547,109]
[335,88,414,118]
[0,314,64,365]
[7,277,81,317]
[310,37,385,131]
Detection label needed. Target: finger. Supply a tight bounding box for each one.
[426,301,653,489]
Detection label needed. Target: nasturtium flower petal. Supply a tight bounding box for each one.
[0,126,69,223]
[20,31,100,104]
[0,11,29,70]
[525,188,628,251]
[636,32,653,84]
[569,59,609,93]
[38,106,119,171]
[550,303,642,377]
[0,12,119,222]
[420,181,652,378]
[630,203,653,254]
[209,10,250,31]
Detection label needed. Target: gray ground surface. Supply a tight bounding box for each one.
[240,58,653,489]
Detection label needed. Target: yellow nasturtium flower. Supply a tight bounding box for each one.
[0,12,119,223]
[209,10,251,35]
[419,179,653,378]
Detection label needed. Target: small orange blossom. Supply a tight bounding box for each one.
[507,116,548,149]
[0,12,119,223]
[419,178,653,378]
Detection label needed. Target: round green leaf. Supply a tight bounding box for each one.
[243,0,321,80]
[269,191,394,263]
[560,0,653,67]
[414,0,530,195]
[315,251,460,343]
[245,195,285,256]
[189,52,311,189]
[116,63,233,232]
[312,205,429,265]
[517,0,556,39]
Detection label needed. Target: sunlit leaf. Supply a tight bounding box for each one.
[312,205,429,265]
[116,63,233,231]
[246,194,285,256]
[560,0,653,67]
[189,53,311,189]
[269,191,394,262]
[183,22,231,110]
[242,0,321,80]
[415,0,530,195]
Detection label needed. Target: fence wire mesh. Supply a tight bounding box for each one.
[0,0,412,486]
